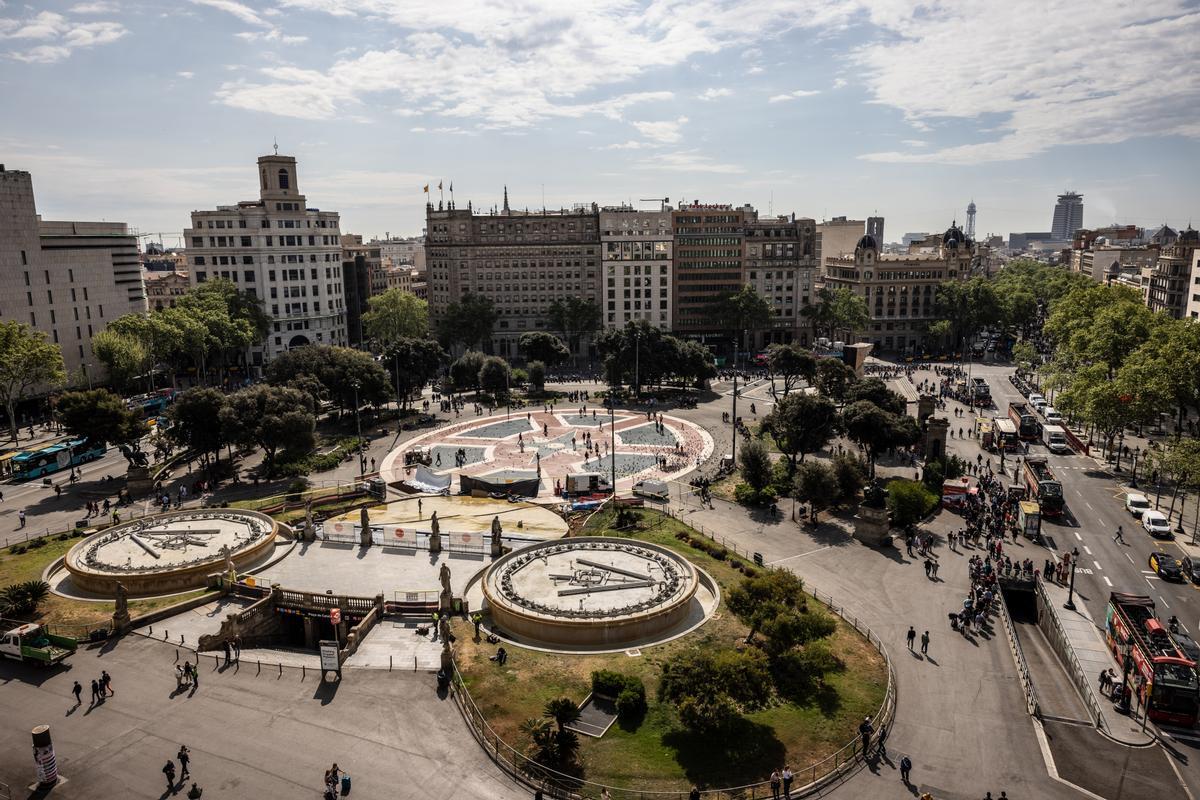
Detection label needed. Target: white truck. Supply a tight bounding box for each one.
[632,479,669,501]
[1041,424,1070,454]
[1,623,77,666]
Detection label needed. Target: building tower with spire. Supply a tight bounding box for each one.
[965,200,976,239]
[502,185,510,215]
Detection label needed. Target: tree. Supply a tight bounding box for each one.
[766,343,817,396]
[166,388,229,467]
[813,357,857,404]
[265,345,391,412]
[518,331,570,368]
[0,322,65,442]
[543,698,581,732]
[1002,289,1039,336]
[361,288,429,347]
[56,390,144,453]
[478,356,511,393]
[832,452,867,507]
[845,377,907,415]
[1011,341,1038,376]
[596,321,714,390]
[933,277,1001,352]
[547,296,601,363]
[220,385,315,475]
[450,351,487,390]
[711,285,773,354]
[794,461,839,523]
[91,330,147,392]
[383,338,446,409]
[738,439,773,493]
[887,479,937,527]
[842,400,914,477]
[804,287,869,340]
[526,360,546,391]
[437,292,497,352]
[761,393,838,468]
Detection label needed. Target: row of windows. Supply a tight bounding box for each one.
[608,300,668,311]
[197,217,336,230]
[608,277,669,288]
[25,288,91,306]
[22,269,77,285]
[608,289,668,299]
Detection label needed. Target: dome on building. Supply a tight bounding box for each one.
[1106,259,1122,277]
[942,222,966,248]
[856,234,878,251]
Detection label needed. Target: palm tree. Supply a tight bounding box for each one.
[543,697,581,732]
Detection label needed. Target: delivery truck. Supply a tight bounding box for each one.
[1,623,76,666]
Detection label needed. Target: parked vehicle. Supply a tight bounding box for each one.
[1142,510,1173,538]
[1125,493,1152,518]
[0,623,76,665]
[1008,401,1040,441]
[631,479,669,501]
[1028,393,1045,407]
[1041,424,1070,454]
[564,472,612,497]
[1105,592,1199,726]
[1150,552,1185,581]
[1021,457,1064,516]
[1042,406,1063,425]
[1181,555,1200,584]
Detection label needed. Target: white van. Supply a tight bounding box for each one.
[1041,424,1070,454]
[632,479,669,501]
[1043,407,1063,425]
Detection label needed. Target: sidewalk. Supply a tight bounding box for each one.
[1038,578,1155,745]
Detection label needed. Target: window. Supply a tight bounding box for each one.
[20,250,27,266]
[192,237,203,248]
[194,256,206,266]
[23,271,29,286]
[241,236,251,247]
[278,168,290,190]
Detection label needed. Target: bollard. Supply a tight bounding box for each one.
[278,662,282,676]
[175,648,179,663]
[302,665,305,679]
[149,626,153,635]
[257,660,261,675]
[413,655,417,671]
[164,629,169,641]
[389,655,392,672]
[180,634,185,645]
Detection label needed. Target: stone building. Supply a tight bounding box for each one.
[1145,227,1200,319]
[144,271,190,310]
[0,165,145,386]
[425,191,601,358]
[183,153,347,367]
[599,205,673,330]
[815,216,865,271]
[342,234,382,347]
[743,212,818,348]
[671,203,747,341]
[823,224,974,354]
[382,264,426,299]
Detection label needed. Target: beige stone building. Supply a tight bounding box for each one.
[1186,249,1200,321]
[823,225,974,354]
[600,206,673,330]
[382,264,426,299]
[743,212,818,348]
[144,271,190,310]
[0,165,145,387]
[815,216,865,271]
[183,153,347,367]
[1145,227,1200,319]
[425,193,601,358]
[371,236,426,271]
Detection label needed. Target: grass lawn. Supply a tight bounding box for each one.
[454,508,887,792]
[2,533,214,633]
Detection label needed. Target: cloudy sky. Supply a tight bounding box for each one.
[2,0,1198,244]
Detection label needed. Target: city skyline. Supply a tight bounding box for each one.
[1,0,1198,241]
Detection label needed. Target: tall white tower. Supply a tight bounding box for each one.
[965,200,977,239]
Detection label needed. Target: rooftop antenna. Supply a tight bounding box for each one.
[273,137,278,155]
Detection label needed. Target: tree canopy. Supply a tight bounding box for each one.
[265,345,391,412]
[0,321,65,442]
[382,337,446,408]
[518,331,570,368]
[361,289,429,348]
[760,393,838,467]
[436,292,497,352]
[803,287,869,340]
[547,296,601,360]
[56,389,143,450]
[766,343,816,396]
[220,384,315,475]
[166,387,229,466]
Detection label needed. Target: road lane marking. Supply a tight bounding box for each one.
[1086,502,1094,510]
[1103,576,1113,586]
[1093,560,1102,570]
[1126,553,1135,564]
[1083,545,1092,555]
[1160,597,1172,609]
[1075,532,1083,541]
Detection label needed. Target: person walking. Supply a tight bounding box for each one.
[163,759,177,792]
[178,745,191,779]
[18,509,25,528]
[190,661,199,688]
[1114,525,1126,544]
[900,755,912,784]
[90,678,101,704]
[876,724,888,758]
[920,631,930,655]
[71,680,82,706]
[101,670,113,696]
[859,716,873,752]
[222,639,231,666]
[906,626,916,651]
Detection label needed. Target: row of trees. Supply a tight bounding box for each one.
[595,321,716,392]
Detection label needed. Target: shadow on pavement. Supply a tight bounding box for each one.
[1043,720,1188,800]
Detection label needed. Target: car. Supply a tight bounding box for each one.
[1150,551,1185,581]
[1142,510,1173,538]
[1033,399,1049,413]
[1042,407,1063,425]
[1183,555,1200,584]
[1125,493,1152,518]
[1173,631,1200,664]
[1029,393,1045,406]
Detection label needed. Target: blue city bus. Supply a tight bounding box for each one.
[11,438,107,481]
[127,389,177,418]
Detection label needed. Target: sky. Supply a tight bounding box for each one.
[2,0,1198,245]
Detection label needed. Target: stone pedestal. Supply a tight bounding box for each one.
[853,503,893,547]
[925,417,950,461]
[359,507,372,548]
[110,610,130,635]
[917,395,936,426]
[124,466,154,498]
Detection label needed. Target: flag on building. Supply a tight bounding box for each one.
[423,184,429,193]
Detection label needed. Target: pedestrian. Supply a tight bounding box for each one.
[186,783,203,799]
[234,635,241,662]
[920,631,930,655]
[769,769,781,799]
[781,765,793,798]
[191,661,199,688]
[18,509,25,528]
[222,639,231,666]
[102,670,113,696]
[859,716,873,752]
[687,788,698,800]
[178,745,190,779]
[924,559,932,578]
[931,560,939,579]
[906,626,916,650]
[90,678,101,704]
[163,759,177,791]
[72,680,82,706]
[1113,525,1125,544]
[876,724,888,757]
[900,755,912,784]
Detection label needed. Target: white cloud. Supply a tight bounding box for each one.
[634,149,744,174]
[832,78,847,89]
[213,1,852,124]
[235,29,308,44]
[70,2,119,13]
[855,0,1200,163]
[0,9,126,62]
[631,116,687,144]
[768,89,820,103]
[177,70,195,79]
[189,0,269,27]
[900,139,926,147]
[697,87,731,101]
[599,140,654,150]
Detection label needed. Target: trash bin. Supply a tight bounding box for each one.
[753,552,764,566]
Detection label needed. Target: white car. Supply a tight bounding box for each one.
[1142,510,1172,538]
[1029,393,1045,406]
[1043,407,1062,424]
[1125,493,1151,518]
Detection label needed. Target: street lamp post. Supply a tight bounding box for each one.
[1115,432,1125,471]
[609,399,616,499]
[1063,546,1080,611]
[633,330,640,401]
[351,381,365,476]
[1120,640,1134,715]
[1130,447,1140,488]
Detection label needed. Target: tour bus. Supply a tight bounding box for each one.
[11,438,106,481]
[992,418,1019,452]
[1106,593,1200,727]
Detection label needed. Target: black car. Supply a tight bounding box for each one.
[1150,552,1185,582]
[1173,632,1200,665]
[1183,555,1200,584]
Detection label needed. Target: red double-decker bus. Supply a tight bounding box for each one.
[1106,592,1199,727]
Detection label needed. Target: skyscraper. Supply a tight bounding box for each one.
[1051,192,1084,241]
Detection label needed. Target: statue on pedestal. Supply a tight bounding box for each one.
[359,507,372,547]
[111,581,130,632]
[490,515,503,558]
[304,501,315,542]
[439,563,453,612]
[429,510,441,553]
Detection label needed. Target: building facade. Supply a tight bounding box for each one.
[1185,249,1200,320]
[671,203,746,339]
[0,166,145,386]
[371,236,426,271]
[599,206,673,330]
[183,154,346,366]
[425,197,602,358]
[381,265,426,299]
[1051,191,1084,241]
[341,234,382,347]
[144,271,190,310]
[1145,227,1200,319]
[743,212,817,348]
[815,217,865,271]
[823,225,974,354]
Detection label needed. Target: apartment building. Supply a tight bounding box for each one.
[1145,227,1200,319]
[743,212,818,348]
[1185,249,1200,320]
[671,203,747,340]
[145,271,190,310]
[823,224,973,354]
[425,195,601,358]
[382,264,426,299]
[183,153,347,366]
[0,165,145,386]
[815,216,865,271]
[371,236,426,271]
[599,206,673,330]
[342,234,382,347]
